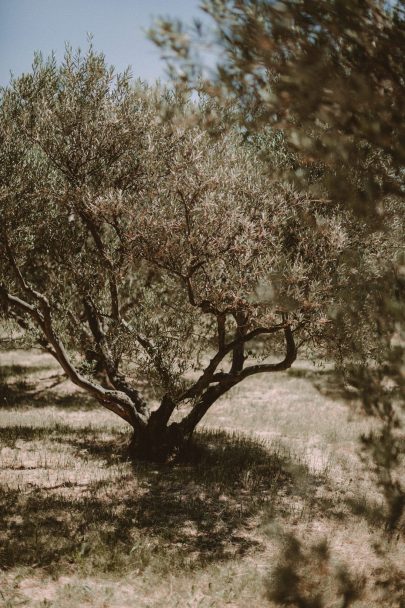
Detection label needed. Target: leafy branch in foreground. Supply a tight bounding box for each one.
[265,533,365,608]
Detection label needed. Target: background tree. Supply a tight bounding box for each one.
[0,46,382,461]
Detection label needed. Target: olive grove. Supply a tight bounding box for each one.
[0,47,395,461]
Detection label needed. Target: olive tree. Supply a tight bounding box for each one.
[0,47,378,460]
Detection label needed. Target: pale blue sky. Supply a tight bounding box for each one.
[0,0,203,86]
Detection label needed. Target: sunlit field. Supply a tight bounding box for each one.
[1,349,402,607]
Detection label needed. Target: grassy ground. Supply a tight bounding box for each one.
[0,350,403,607]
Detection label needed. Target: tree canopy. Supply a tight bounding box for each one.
[0,46,390,459]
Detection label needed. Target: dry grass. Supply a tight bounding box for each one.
[0,350,403,607]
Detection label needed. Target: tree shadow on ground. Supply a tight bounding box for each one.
[0,428,304,576]
[0,422,377,578]
[0,362,101,410]
[0,423,109,447]
[0,364,53,378]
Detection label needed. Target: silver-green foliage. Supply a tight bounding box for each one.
[0,46,391,458]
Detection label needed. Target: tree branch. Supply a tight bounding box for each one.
[234,325,297,380]
[83,299,150,417]
[217,313,226,350]
[0,284,148,429]
[179,322,286,402]
[3,233,50,312]
[77,210,120,320]
[176,325,297,435]
[230,311,247,374]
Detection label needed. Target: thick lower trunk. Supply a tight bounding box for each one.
[128,420,186,462]
[128,388,230,462]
